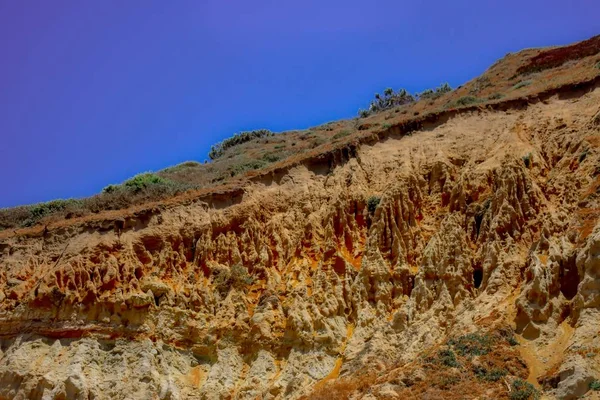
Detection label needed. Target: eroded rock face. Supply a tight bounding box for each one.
[0,88,599,399]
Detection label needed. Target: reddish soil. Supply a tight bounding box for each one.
[517,35,600,75]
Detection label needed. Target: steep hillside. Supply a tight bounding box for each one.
[1,35,599,234]
[0,36,600,400]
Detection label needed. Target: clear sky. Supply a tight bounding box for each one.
[0,1,598,208]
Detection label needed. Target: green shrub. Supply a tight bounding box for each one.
[474,366,507,382]
[160,161,201,173]
[507,335,519,346]
[310,137,326,149]
[102,184,120,194]
[333,130,351,140]
[438,83,453,94]
[230,264,254,287]
[102,172,196,204]
[0,206,31,231]
[359,88,415,117]
[367,196,381,215]
[21,199,83,227]
[102,173,184,195]
[455,96,479,106]
[446,96,480,109]
[262,152,281,163]
[358,109,370,118]
[510,379,540,400]
[448,333,494,356]
[595,61,600,70]
[513,80,532,90]
[470,76,492,94]
[209,129,273,160]
[437,349,459,367]
[123,173,167,192]
[228,160,268,177]
[418,83,453,100]
[419,88,434,98]
[522,153,532,168]
[1,172,199,229]
[590,380,600,391]
[488,93,504,100]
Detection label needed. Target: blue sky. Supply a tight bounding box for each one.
[0,0,598,207]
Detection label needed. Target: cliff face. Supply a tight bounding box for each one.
[1,85,600,399]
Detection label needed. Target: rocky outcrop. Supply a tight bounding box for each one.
[0,86,600,400]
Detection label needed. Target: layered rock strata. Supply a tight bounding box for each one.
[0,86,599,399]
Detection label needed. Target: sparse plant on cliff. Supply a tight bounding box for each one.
[230,264,254,287]
[262,152,281,163]
[161,161,202,173]
[367,196,381,215]
[358,88,415,117]
[228,160,269,177]
[358,109,370,118]
[510,379,540,400]
[123,173,168,192]
[437,375,460,389]
[513,80,532,90]
[213,264,254,297]
[103,173,172,194]
[437,349,459,367]
[596,61,600,69]
[455,96,479,106]
[449,333,494,357]
[488,93,504,100]
[333,130,351,140]
[209,129,273,160]
[474,366,507,382]
[102,184,119,194]
[590,380,600,391]
[101,173,197,203]
[20,199,83,227]
[0,172,200,229]
[445,95,480,109]
[522,153,532,168]
[418,82,453,99]
[470,76,492,94]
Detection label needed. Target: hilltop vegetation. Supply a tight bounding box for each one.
[208,129,274,160]
[1,35,599,232]
[358,83,452,117]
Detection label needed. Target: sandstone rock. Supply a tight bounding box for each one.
[0,82,599,400]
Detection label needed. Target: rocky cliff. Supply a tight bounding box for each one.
[1,49,600,400]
